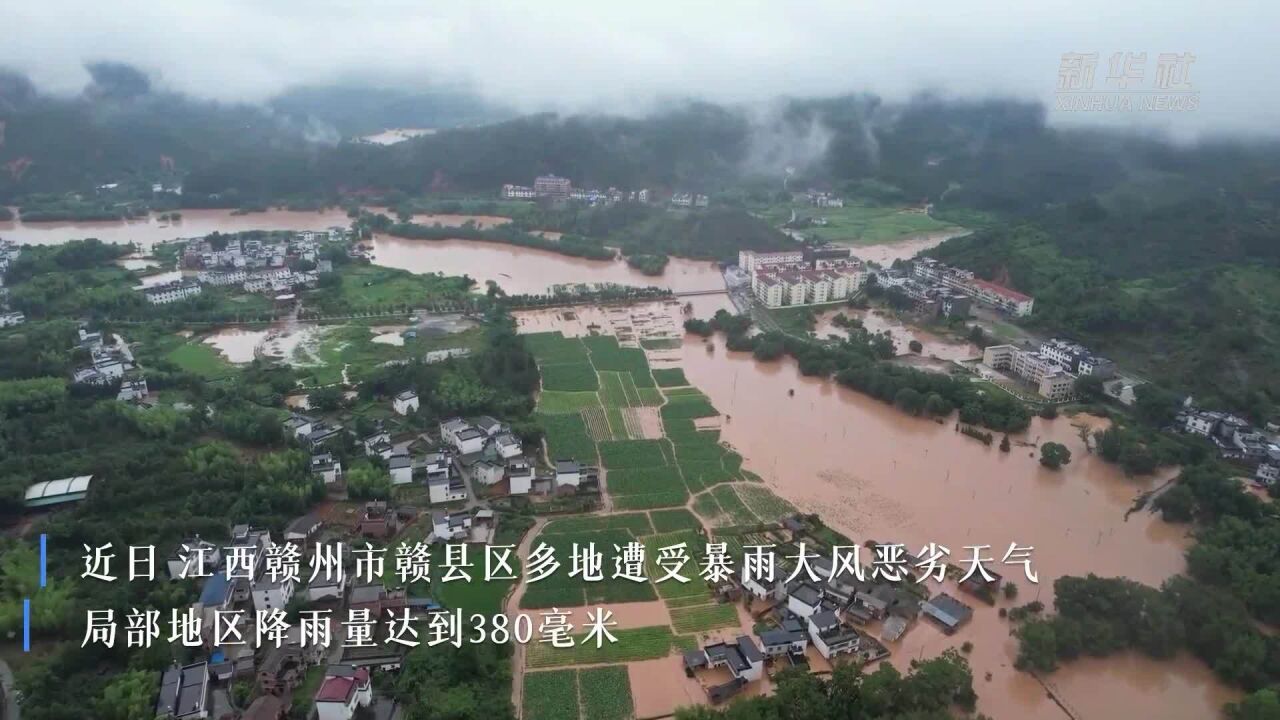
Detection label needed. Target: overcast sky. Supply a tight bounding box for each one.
[4,0,1277,137]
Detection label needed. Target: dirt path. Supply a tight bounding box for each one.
[507,516,548,717]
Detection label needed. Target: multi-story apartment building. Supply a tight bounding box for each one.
[738,250,805,275]
[982,345,1075,402]
[912,258,1035,316]
[533,174,572,198]
[144,281,202,305]
[1038,338,1116,378]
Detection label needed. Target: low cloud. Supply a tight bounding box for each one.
[3,0,1277,138]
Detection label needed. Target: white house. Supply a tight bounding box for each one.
[426,453,468,504]
[507,458,534,495]
[472,460,504,486]
[314,665,372,720]
[145,281,202,305]
[284,414,315,439]
[0,311,24,328]
[807,609,860,659]
[554,460,581,489]
[439,418,471,446]
[703,636,764,682]
[475,416,505,437]
[1257,463,1279,486]
[494,432,522,459]
[310,453,343,484]
[431,511,473,541]
[393,390,419,416]
[756,618,808,657]
[116,378,149,402]
[786,582,825,618]
[389,455,414,485]
[250,577,295,614]
[362,430,393,459]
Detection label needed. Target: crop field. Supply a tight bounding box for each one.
[652,368,689,387]
[525,626,692,668]
[578,666,634,720]
[734,484,797,522]
[639,338,682,350]
[519,529,657,609]
[538,391,602,414]
[580,405,614,441]
[708,485,758,525]
[538,412,598,462]
[584,335,656,388]
[542,513,654,536]
[599,371,643,407]
[523,670,579,720]
[757,202,960,245]
[606,467,688,509]
[525,332,591,364]
[670,603,739,634]
[540,362,600,392]
[660,393,719,420]
[599,440,670,469]
[649,508,701,533]
[603,406,631,439]
[692,492,725,524]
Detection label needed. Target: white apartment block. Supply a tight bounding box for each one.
[738,250,805,275]
[145,281,202,305]
[982,344,1075,402]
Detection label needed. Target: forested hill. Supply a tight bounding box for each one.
[7,63,1280,215]
[927,180,1280,421]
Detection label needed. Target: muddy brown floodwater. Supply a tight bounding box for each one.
[852,230,971,266]
[0,208,357,249]
[678,330,1239,720]
[370,235,727,295]
[814,308,979,361]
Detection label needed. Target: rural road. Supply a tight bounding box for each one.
[0,657,19,720]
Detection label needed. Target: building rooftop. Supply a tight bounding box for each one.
[24,475,94,507]
[969,277,1031,303]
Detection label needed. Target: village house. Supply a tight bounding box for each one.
[155,661,211,719]
[313,665,373,720]
[432,510,473,542]
[756,615,809,657]
[362,429,394,459]
[554,459,581,489]
[493,432,523,459]
[389,453,414,485]
[284,512,322,544]
[472,459,505,486]
[251,576,295,614]
[920,593,973,635]
[0,310,24,327]
[786,581,832,618]
[507,457,534,495]
[440,418,487,454]
[357,501,399,539]
[393,389,419,415]
[807,609,861,659]
[306,422,344,450]
[425,452,468,504]
[685,635,765,703]
[116,377,149,402]
[284,414,316,439]
[311,453,343,484]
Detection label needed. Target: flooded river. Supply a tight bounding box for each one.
[815,308,979,361]
[854,230,971,266]
[678,330,1238,720]
[370,235,726,295]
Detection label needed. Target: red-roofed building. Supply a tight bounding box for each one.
[967,278,1034,316]
[315,665,372,720]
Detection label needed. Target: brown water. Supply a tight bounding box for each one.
[370,235,726,295]
[401,213,512,229]
[0,208,355,249]
[676,330,1238,720]
[815,308,979,361]
[853,230,970,266]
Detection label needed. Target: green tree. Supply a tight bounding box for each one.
[308,385,345,412]
[908,339,923,353]
[96,670,158,720]
[1040,442,1071,469]
[1074,373,1105,400]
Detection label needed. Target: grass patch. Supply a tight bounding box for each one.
[757,201,960,245]
[538,391,602,414]
[523,670,580,720]
[541,363,600,392]
[649,509,702,533]
[314,263,469,313]
[538,412,598,462]
[599,440,670,469]
[168,341,235,378]
[526,626,688,668]
[578,666,634,720]
[670,604,739,634]
[652,368,689,387]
